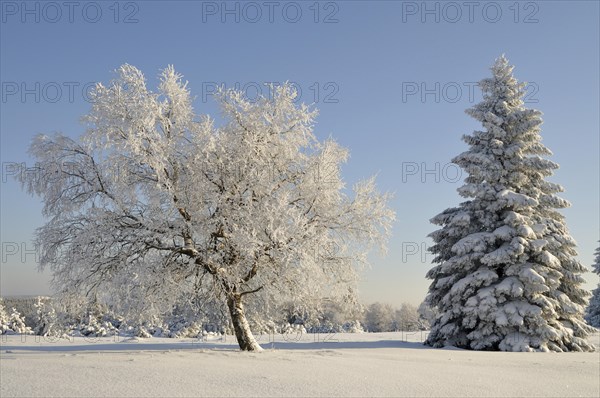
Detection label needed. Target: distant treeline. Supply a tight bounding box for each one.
[0,295,431,338]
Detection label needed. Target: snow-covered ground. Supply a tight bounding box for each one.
[1,331,599,397]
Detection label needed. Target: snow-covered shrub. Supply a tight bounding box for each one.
[32,296,67,337]
[586,287,600,329]
[77,313,118,337]
[2,297,39,328]
[0,299,10,334]
[72,300,119,337]
[131,325,153,338]
[280,323,307,337]
[165,317,202,338]
[585,244,600,328]
[7,308,33,335]
[342,320,364,333]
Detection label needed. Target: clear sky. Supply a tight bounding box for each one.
[1,0,599,307]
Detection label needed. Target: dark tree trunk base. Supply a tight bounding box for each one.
[227,294,263,351]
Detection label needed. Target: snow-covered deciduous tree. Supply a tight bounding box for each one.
[585,244,600,328]
[425,56,595,352]
[394,303,421,331]
[364,302,395,332]
[19,65,394,351]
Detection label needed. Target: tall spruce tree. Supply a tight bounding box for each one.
[585,244,600,328]
[425,55,595,352]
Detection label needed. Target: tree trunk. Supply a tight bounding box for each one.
[226,294,263,351]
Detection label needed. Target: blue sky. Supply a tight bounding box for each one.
[1,1,599,306]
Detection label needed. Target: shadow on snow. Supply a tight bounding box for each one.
[0,337,445,353]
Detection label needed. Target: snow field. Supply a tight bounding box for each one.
[1,332,598,397]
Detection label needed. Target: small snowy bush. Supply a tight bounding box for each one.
[7,308,33,335]
[0,299,10,334]
[33,297,65,337]
[585,244,600,328]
